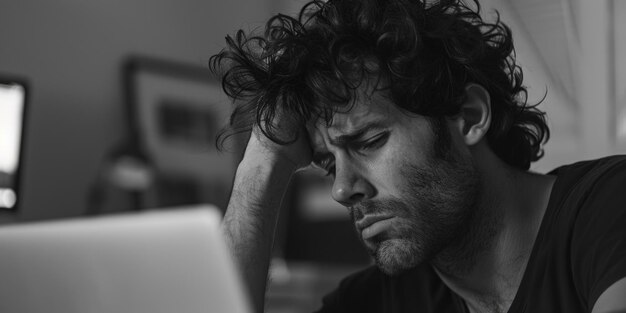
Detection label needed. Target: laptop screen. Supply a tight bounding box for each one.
[0,78,27,211]
[0,206,252,313]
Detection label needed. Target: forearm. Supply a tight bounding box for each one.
[221,135,300,313]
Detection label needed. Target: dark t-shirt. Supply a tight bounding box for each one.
[314,155,626,313]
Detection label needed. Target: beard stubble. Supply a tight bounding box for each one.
[349,119,483,275]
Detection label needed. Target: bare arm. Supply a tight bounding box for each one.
[222,130,310,313]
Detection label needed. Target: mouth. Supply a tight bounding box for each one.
[356,215,395,240]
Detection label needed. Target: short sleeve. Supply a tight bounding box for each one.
[570,160,626,311]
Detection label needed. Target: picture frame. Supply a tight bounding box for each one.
[124,56,239,211]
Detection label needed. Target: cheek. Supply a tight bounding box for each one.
[359,128,435,198]
[368,148,425,198]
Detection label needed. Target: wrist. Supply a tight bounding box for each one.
[242,131,309,170]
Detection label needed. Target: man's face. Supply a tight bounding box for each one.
[307,91,481,275]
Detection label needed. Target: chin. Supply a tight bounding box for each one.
[374,238,424,276]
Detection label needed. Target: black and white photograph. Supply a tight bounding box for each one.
[1,0,625,313]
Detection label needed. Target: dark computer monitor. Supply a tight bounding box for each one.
[0,76,28,211]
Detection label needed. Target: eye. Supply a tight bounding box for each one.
[357,132,389,152]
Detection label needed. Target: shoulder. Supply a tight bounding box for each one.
[549,155,626,183]
[546,155,626,214]
[548,155,626,220]
[551,155,626,310]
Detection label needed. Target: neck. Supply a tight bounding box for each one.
[430,151,556,313]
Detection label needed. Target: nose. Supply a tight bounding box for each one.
[331,160,375,207]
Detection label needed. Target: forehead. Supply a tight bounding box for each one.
[306,91,407,145]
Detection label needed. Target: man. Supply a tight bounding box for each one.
[209,0,626,312]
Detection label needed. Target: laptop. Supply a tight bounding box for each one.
[0,205,252,313]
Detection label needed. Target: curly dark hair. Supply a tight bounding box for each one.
[209,0,549,170]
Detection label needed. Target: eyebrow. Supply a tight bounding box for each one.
[328,121,387,146]
[311,120,388,167]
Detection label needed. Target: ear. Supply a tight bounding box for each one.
[455,84,491,146]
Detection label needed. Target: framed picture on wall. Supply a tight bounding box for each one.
[124,56,240,210]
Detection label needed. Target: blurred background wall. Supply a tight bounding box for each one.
[0,0,274,222]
